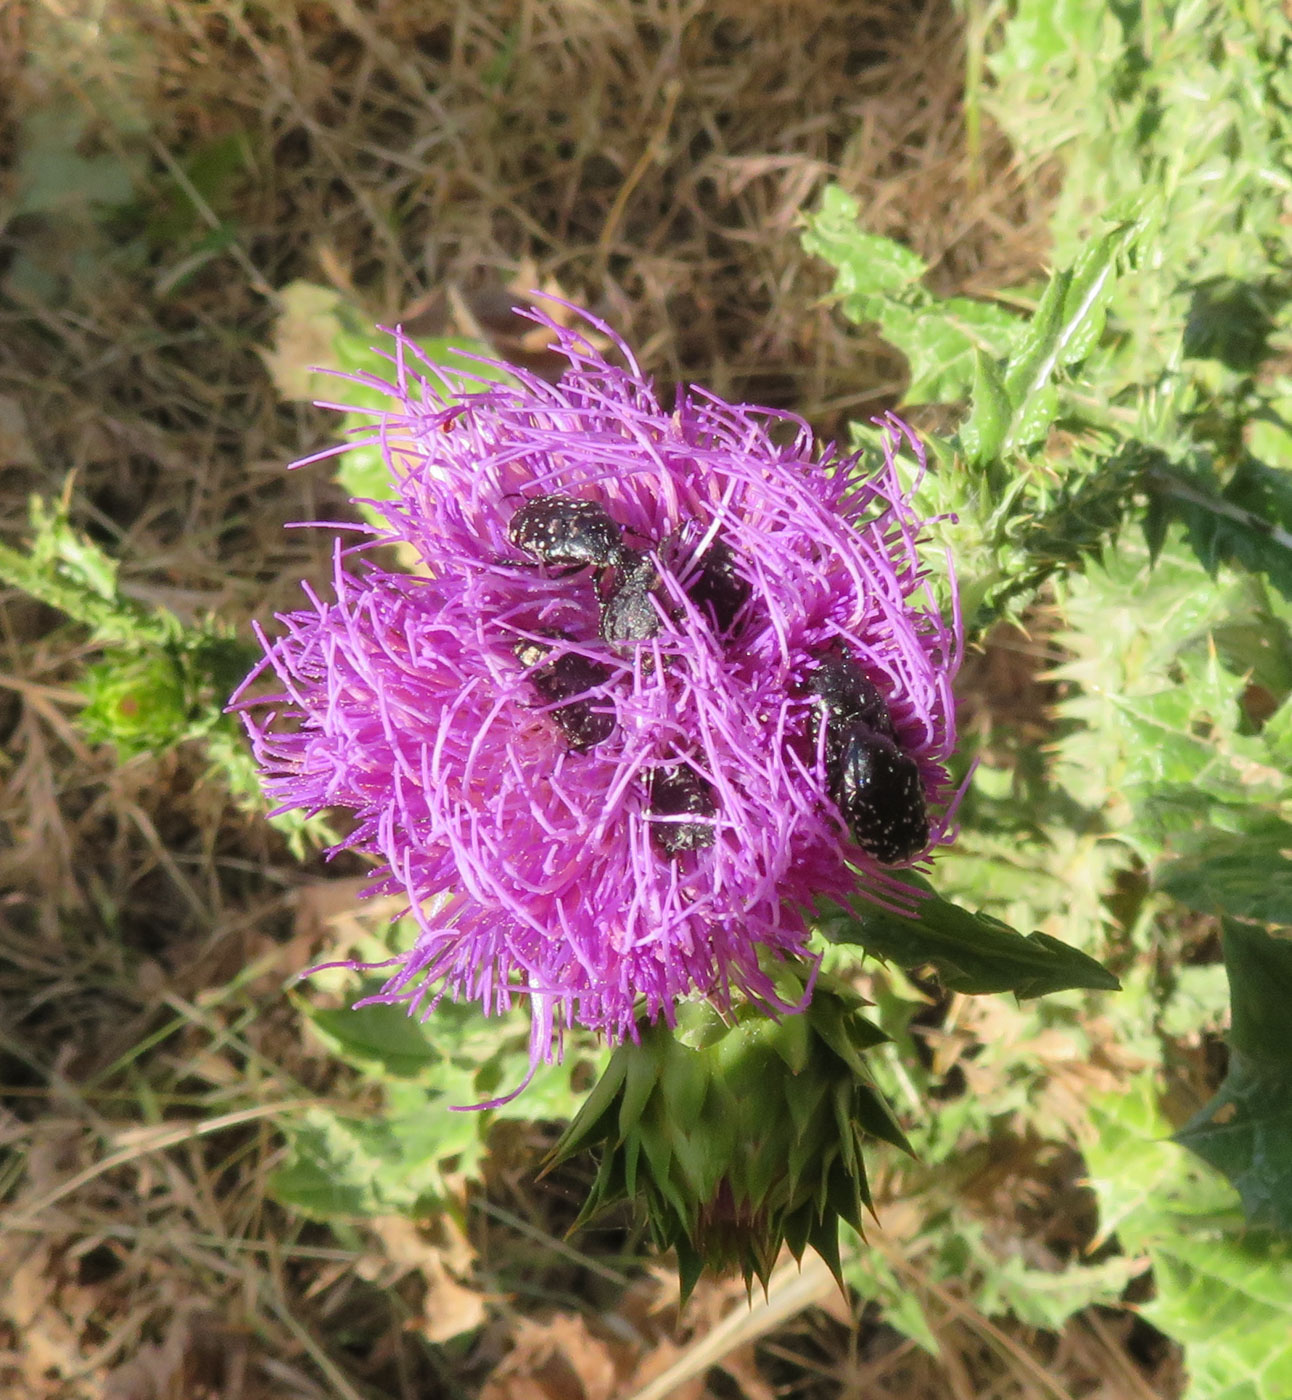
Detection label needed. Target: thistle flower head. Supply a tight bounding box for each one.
[232,304,961,1084]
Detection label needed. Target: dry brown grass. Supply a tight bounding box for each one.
[0,2,1177,1397]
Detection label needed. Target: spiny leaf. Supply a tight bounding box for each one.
[270,1092,479,1219]
[1156,819,1292,930]
[1176,918,1292,1229]
[818,876,1119,998]
[1166,456,1292,603]
[307,1001,442,1078]
[801,186,1019,403]
[800,188,929,299]
[1176,1047,1292,1233]
[959,220,1140,463]
[1148,1226,1292,1400]
[1088,1079,1292,1399]
[959,350,1011,466]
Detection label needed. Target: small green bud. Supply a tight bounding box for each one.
[79,651,189,757]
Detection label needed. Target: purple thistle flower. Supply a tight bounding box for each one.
[232,305,961,1090]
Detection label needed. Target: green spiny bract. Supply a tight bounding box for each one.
[548,965,909,1300]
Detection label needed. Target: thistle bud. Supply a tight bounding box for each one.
[549,966,909,1298]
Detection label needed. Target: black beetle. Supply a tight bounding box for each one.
[509,496,752,648]
[506,495,660,647]
[830,725,929,865]
[679,535,751,636]
[600,535,752,646]
[598,550,662,646]
[646,761,717,856]
[805,648,895,746]
[514,638,616,752]
[805,647,928,864]
[508,495,631,572]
